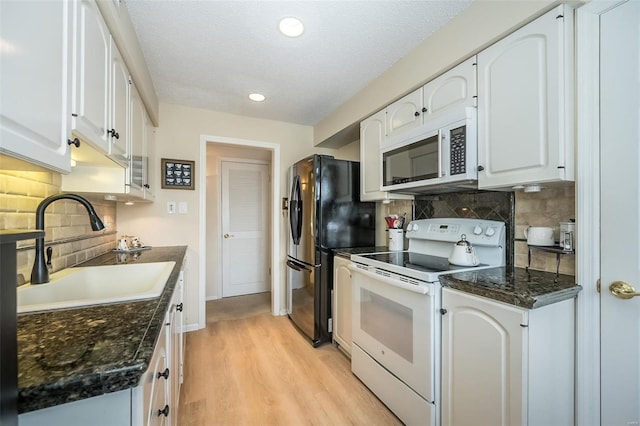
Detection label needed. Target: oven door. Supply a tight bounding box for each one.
[349,263,436,402]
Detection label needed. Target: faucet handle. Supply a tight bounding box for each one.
[46,246,53,270]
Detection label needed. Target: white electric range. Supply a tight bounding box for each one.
[349,218,506,426]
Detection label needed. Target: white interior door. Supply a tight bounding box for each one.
[600,1,640,423]
[221,161,269,297]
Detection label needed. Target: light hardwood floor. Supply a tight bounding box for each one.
[178,293,402,425]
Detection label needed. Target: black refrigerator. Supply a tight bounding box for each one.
[286,154,376,346]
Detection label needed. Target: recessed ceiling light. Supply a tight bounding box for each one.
[249,93,266,102]
[279,17,304,37]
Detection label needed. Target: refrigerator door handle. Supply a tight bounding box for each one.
[289,175,302,245]
[286,259,311,272]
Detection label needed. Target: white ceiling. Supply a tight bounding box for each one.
[126,0,473,126]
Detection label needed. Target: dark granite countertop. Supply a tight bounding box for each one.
[439,266,582,309]
[334,246,390,258]
[17,246,187,414]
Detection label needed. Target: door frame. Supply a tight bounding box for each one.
[218,157,270,299]
[575,1,627,424]
[199,135,281,328]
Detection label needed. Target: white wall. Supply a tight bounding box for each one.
[117,102,353,329]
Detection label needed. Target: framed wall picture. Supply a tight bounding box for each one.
[161,158,195,190]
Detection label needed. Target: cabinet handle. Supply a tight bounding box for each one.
[67,138,80,148]
[421,107,427,113]
[414,111,420,117]
[157,405,170,417]
[176,303,183,312]
[477,165,485,172]
[144,184,150,189]
[440,308,448,315]
[108,129,120,140]
[156,368,170,380]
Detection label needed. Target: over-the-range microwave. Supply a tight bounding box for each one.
[380,107,478,194]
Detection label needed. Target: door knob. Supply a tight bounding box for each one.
[609,281,640,299]
[224,234,234,238]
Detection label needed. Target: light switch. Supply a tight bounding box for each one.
[167,201,176,214]
[178,201,188,214]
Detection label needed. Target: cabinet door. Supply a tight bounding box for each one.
[109,39,130,165]
[360,110,385,201]
[129,84,146,194]
[72,0,110,154]
[441,288,527,426]
[168,277,184,426]
[422,56,477,122]
[477,5,573,189]
[360,110,413,202]
[385,88,423,142]
[177,270,185,385]
[147,326,169,426]
[0,0,73,173]
[332,256,352,356]
[143,113,156,201]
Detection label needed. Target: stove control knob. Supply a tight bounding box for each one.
[485,227,496,237]
[473,225,483,235]
[407,223,414,231]
[412,223,420,232]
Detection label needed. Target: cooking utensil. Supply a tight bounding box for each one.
[385,213,406,229]
[448,234,479,266]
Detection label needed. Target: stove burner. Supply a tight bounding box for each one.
[359,251,486,274]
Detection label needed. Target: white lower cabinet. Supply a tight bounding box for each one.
[169,271,185,425]
[18,277,185,426]
[134,320,170,426]
[332,255,352,356]
[441,288,574,426]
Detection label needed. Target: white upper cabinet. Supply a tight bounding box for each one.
[360,110,413,202]
[384,57,477,147]
[423,56,477,123]
[72,0,110,154]
[143,113,156,201]
[109,39,130,166]
[385,89,423,141]
[477,5,574,189]
[128,84,145,198]
[0,0,74,173]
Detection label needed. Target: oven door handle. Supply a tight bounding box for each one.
[348,264,430,295]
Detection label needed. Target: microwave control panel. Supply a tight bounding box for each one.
[449,125,466,175]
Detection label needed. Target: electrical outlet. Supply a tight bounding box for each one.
[167,201,176,214]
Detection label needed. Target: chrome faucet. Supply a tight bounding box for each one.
[30,194,105,284]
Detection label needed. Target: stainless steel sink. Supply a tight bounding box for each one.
[17,261,176,313]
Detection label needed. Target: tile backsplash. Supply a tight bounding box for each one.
[514,184,575,275]
[0,156,117,284]
[415,191,515,267]
[414,185,576,275]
